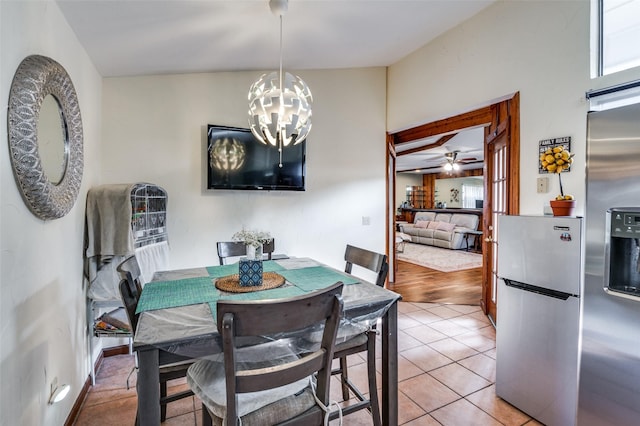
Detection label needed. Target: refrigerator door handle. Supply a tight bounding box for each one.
[503,278,576,300]
[603,286,640,302]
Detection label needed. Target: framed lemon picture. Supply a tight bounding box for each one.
[539,136,572,174]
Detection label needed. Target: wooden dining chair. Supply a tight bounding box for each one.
[216,239,275,265]
[186,281,344,426]
[330,244,388,425]
[344,244,389,287]
[117,256,194,422]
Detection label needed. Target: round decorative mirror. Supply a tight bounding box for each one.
[7,55,83,220]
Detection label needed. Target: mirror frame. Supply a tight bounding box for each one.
[7,55,83,220]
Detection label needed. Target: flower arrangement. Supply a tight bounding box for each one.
[539,145,575,201]
[232,228,272,248]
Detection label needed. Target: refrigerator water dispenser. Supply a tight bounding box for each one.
[605,208,640,300]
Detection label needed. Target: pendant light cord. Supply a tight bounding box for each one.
[279,14,283,96]
[278,14,284,167]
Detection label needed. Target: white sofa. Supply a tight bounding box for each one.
[400,211,480,250]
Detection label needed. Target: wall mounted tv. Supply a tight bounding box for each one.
[207,124,306,191]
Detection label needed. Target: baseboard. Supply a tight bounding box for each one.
[64,344,131,426]
[103,345,131,357]
[64,376,91,426]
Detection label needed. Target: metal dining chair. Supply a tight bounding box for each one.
[186,282,344,425]
[117,256,194,422]
[216,239,275,265]
[330,244,388,425]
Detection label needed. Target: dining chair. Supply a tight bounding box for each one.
[344,244,389,288]
[216,239,275,265]
[117,256,194,422]
[116,256,143,308]
[187,281,344,426]
[330,244,388,425]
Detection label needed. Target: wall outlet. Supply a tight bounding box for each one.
[362,216,370,226]
[537,177,549,193]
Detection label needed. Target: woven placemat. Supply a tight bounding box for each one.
[215,272,286,293]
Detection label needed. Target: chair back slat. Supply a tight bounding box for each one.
[216,240,275,265]
[117,256,144,331]
[119,278,140,332]
[344,244,389,287]
[117,255,143,295]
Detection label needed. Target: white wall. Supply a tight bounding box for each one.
[388,0,640,216]
[435,176,483,208]
[101,68,388,278]
[0,1,102,425]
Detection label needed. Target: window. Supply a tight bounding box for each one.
[599,0,640,76]
[462,184,483,209]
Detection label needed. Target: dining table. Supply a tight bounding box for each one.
[133,257,401,425]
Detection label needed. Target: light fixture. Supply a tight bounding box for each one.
[49,383,70,405]
[248,0,313,167]
[443,152,460,172]
[443,162,460,171]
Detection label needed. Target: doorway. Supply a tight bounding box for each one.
[386,93,520,321]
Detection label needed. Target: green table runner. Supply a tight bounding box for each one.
[278,266,359,291]
[136,276,217,313]
[137,264,360,315]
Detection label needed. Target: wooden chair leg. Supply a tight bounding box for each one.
[160,381,167,421]
[339,356,350,401]
[366,331,382,426]
[202,403,213,426]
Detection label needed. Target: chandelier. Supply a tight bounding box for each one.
[248,0,313,166]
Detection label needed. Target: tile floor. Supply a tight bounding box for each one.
[74,301,542,425]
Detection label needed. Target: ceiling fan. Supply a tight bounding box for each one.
[443,151,478,171]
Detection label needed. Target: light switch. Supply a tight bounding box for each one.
[362,216,371,226]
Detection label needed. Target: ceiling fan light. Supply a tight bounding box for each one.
[444,163,453,171]
[453,163,460,170]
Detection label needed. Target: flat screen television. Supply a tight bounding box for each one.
[207,125,306,191]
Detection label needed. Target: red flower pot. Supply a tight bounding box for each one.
[550,200,576,217]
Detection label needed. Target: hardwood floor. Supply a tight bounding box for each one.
[390,259,482,305]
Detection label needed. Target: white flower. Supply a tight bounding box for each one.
[232,228,272,248]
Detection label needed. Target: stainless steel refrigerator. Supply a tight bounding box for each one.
[497,215,583,426]
[578,102,640,424]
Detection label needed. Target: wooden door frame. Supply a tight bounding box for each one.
[386,134,397,283]
[386,93,520,315]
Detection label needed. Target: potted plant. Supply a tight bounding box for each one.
[232,228,272,260]
[540,146,576,216]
